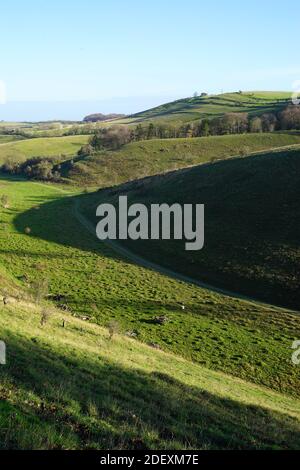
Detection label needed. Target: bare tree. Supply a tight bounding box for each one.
[32,277,49,304]
[40,307,52,326]
[249,117,263,133]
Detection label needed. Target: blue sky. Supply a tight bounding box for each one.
[0,0,299,120]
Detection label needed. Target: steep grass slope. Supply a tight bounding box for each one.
[1,178,299,397]
[67,132,300,186]
[84,147,300,310]
[1,298,300,450]
[119,91,292,125]
[0,135,90,165]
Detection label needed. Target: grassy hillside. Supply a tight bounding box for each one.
[86,147,300,310]
[119,91,292,125]
[0,178,299,398]
[0,135,90,165]
[67,132,300,186]
[0,135,25,144]
[1,297,300,450]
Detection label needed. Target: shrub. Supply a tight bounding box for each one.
[1,156,62,181]
[153,315,169,325]
[89,126,132,151]
[107,320,120,340]
[31,277,49,303]
[40,307,52,326]
[279,105,300,130]
[77,144,94,156]
[1,195,9,209]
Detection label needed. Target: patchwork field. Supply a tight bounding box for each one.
[117,91,293,125]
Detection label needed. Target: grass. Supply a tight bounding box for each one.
[0,135,25,144]
[0,94,299,450]
[0,178,299,399]
[67,132,300,186]
[0,122,30,128]
[0,135,90,165]
[1,296,300,449]
[85,146,300,311]
[116,91,293,125]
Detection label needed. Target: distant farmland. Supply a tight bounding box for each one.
[115,91,293,125]
[0,135,90,164]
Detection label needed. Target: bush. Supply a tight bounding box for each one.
[107,320,120,340]
[90,126,132,151]
[40,307,52,326]
[1,156,62,182]
[77,144,94,156]
[1,195,9,209]
[279,106,300,130]
[31,277,49,303]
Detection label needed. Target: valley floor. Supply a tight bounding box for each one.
[0,175,299,449]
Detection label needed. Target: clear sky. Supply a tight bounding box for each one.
[0,0,300,120]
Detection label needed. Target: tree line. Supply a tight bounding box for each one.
[1,105,299,182]
[78,105,300,153]
[0,157,63,182]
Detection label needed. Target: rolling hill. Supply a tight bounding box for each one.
[0,135,90,165]
[0,135,25,144]
[1,94,300,450]
[0,178,298,398]
[117,91,293,125]
[66,132,300,186]
[80,146,300,311]
[0,166,299,449]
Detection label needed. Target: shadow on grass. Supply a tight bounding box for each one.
[13,191,124,262]
[12,146,300,312]
[1,332,300,450]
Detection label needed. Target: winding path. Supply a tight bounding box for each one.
[30,143,300,315]
[72,199,294,313]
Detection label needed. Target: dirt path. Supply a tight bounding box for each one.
[73,199,295,314]
[28,158,299,314]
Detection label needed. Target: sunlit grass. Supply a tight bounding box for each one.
[0,178,299,397]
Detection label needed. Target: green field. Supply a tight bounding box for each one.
[0,178,298,399]
[0,135,90,165]
[117,91,293,125]
[0,135,25,144]
[83,146,300,311]
[0,122,30,128]
[1,298,300,450]
[67,132,300,186]
[0,93,300,449]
